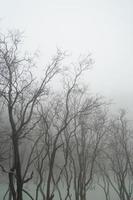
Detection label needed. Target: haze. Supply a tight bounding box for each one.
[1,0,133,117]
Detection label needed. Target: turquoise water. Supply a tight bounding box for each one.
[0,184,7,199]
[0,183,117,200]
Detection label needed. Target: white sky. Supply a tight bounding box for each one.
[1,0,133,118]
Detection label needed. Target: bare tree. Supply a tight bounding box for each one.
[33,55,95,200]
[0,31,64,200]
[97,172,111,200]
[68,104,107,200]
[97,110,133,200]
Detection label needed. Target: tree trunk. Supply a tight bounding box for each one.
[12,136,23,200]
[9,167,16,200]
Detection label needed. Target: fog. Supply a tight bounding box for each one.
[0,1,133,200]
[0,0,133,118]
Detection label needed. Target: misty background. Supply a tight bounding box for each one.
[0,0,133,118]
[0,1,133,200]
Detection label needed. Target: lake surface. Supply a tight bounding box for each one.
[0,183,118,200]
